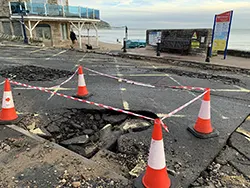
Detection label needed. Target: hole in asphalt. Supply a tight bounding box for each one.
[0,65,73,81]
[17,108,155,179]
[155,68,242,85]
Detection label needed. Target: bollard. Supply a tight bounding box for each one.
[205,43,211,62]
[123,38,127,53]
[156,39,161,56]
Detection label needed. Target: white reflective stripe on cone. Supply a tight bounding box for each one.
[2,91,15,109]
[78,74,86,86]
[148,139,166,170]
[198,100,210,119]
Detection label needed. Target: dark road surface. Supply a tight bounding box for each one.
[0,44,249,187]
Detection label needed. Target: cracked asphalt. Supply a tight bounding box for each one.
[0,44,249,187]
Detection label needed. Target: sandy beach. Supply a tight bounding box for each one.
[80,37,122,51]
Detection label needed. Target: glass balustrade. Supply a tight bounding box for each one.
[64,6,79,17]
[26,3,46,15]
[80,7,88,18]
[46,4,63,16]
[10,2,100,19]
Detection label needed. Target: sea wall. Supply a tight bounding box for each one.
[146,29,212,55]
[218,49,250,58]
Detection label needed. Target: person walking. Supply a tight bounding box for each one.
[70,30,77,49]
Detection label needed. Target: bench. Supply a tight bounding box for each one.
[160,38,191,55]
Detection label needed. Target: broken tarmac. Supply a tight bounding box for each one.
[0,43,249,187]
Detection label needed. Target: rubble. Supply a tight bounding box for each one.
[0,65,73,81]
[60,135,89,145]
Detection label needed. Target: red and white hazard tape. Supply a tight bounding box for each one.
[10,80,169,132]
[161,90,208,121]
[48,68,79,89]
[166,85,205,91]
[83,67,156,88]
[83,67,205,91]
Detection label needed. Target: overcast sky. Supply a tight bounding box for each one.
[69,0,250,29]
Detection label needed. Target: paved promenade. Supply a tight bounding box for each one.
[128,48,250,70]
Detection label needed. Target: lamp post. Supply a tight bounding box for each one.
[123,26,128,53]
[19,3,28,44]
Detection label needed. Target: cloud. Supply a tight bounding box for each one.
[69,0,250,29]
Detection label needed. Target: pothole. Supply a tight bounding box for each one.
[0,65,73,81]
[155,68,242,85]
[17,108,156,179]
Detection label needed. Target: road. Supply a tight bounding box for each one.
[0,44,249,187]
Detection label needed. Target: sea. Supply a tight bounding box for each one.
[84,28,250,51]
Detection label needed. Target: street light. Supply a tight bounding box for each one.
[123,26,128,53]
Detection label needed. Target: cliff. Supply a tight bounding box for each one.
[95,20,111,29]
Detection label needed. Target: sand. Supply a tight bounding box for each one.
[80,37,122,51]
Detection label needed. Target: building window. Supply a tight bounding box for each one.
[36,24,51,40]
[61,23,68,40]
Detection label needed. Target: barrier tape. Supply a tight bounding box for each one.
[48,68,79,89]
[166,86,205,91]
[83,67,156,88]
[83,67,205,91]
[9,80,169,132]
[161,90,208,121]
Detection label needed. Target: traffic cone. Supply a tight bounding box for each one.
[0,79,19,124]
[188,88,219,139]
[73,66,92,99]
[134,119,177,188]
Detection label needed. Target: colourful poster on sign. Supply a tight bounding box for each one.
[211,11,233,59]
[149,31,161,46]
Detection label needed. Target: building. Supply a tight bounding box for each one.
[0,0,100,48]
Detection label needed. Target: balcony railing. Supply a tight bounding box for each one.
[10,2,100,20]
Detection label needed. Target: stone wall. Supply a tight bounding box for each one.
[218,49,250,58]
[47,0,58,4]
[0,0,11,18]
[146,28,212,55]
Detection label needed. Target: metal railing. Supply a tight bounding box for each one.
[10,2,100,19]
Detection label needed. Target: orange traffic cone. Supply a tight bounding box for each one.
[0,79,19,124]
[188,88,219,138]
[74,66,92,99]
[134,119,177,188]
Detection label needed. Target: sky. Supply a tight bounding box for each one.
[69,0,250,29]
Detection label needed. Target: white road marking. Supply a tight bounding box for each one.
[78,54,87,62]
[166,74,229,120]
[144,61,229,120]
[30,47,49,54]
[123,101,130,110]
[0,75,16,85]
[115,57,129,110]
[46,50,67,60]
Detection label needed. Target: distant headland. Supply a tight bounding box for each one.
[96,20,111,29]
